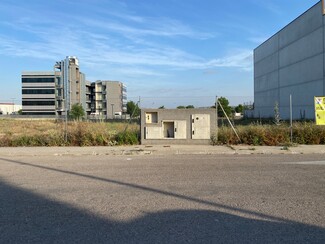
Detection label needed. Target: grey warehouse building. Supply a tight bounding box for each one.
[254,1,325,120]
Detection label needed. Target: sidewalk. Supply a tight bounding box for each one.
[0,144,325,156]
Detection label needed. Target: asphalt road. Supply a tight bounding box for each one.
[0,154,324,243]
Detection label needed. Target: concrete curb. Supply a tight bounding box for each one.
[0,145,325,157]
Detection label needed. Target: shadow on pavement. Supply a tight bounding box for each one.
[0,157,304,223]
[0,180,324,243]
[0,157,325,243]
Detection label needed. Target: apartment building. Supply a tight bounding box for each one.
[85,81,93,116]
[22,56,86,116]
[92,80,127,118]
[22,57,127,117]
[54,56,86,116]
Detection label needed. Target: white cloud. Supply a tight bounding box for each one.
[0,3,253,80]
[76,17,214,40]
[0,29,253,72]
[248,37,268,45]
[207,50,253,71]
[250,0,282,15]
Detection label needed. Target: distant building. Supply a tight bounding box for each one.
[54,56,86,116]
[22,71,57,115]
[85,81,93,116]
[254,1,325,120]
[21,57,127,117]
[0,103,22,115]
[92,80,127,119]
[22,56,86,116]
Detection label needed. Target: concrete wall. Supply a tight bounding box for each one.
[254,2,325,120]
[92,80,125,119]
[141,109,217,145]
[106,81,123,118]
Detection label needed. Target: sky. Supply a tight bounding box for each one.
[0,0,319,108]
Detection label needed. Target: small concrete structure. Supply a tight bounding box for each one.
[141,108,217,145]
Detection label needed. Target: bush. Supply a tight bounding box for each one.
[114,131,139,145]
[292,122,325,144]
[0,120,139,147]
[214,122,325,146]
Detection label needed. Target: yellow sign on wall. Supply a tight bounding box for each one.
[315,97,325,125]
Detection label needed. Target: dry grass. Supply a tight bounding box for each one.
[3,119,324,147]
[0,119,139,147]
[212,122,325,146]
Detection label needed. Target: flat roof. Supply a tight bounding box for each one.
[22,71,54,76]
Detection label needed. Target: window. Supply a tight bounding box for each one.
[145,112,158,123]
[23,101,55,106]
[22,78,55,83]
[22,89,55,94]
[22,112,56,115]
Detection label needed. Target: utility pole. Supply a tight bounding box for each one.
[215,96,218,142]
[290,94,293,143]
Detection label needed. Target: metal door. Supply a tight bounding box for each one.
[174,120,187,139]
[191,114,210,139]
[145,127,162,139]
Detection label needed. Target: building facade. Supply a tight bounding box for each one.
[54,56,86,116]
[22,71,57,115]
[92,80,127,119]
[22,57,127,117]
[0,103,22,115]
[254,1,325,120]
[22,56,86,116]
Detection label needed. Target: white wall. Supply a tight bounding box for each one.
[0,104,22,115]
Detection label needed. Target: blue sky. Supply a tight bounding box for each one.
[0,0,318,108]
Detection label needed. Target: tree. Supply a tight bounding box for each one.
[274,101,281,125]
[217,97,232,117]
[127,101,140,117]
[69,103,85,120]
[235,104,244,113]
[158,105,165,109]
[177,105,194,109]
